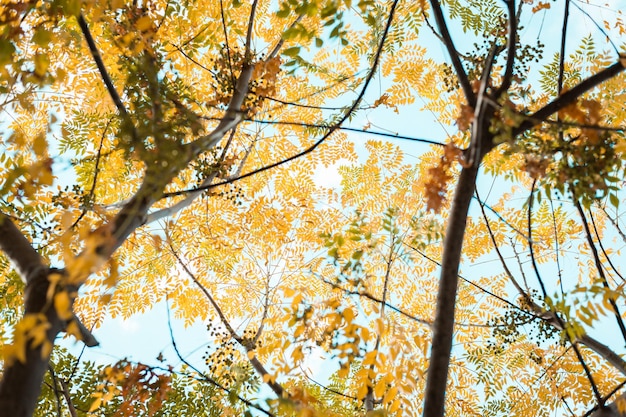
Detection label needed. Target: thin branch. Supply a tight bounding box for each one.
[301,370,358,401]
[527,180,549,298]
[405,243,533,319]
[162,0,401,199]
[570,0,619,54]
[528,188,602,403]
[72,118,112,229]
[267,14,304,60]
[317,275,431,327]
[47,366,63,417]
[250,119,447,147]
[219,0,235,86]
[575,200,626,344]
[472,195,531,242]
[478,190,626,378]
[495,0,518,96]
[262,96,359,111]
[426,0,475,107]
[475,189,529,299]
[165,297,274,416]
[557,0,571,98]
[549,198,565,295]
[58,378,78,417]
[168,243,286,398]
[600,204,626,244]
[244,0,259,61]
[77,14,135,137]
[589,210,625,282]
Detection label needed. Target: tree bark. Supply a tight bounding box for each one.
[0,216,63,417]
[422,162,480,417]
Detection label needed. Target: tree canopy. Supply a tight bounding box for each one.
[0,0,626,416]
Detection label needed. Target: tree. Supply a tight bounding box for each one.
[0,0,625,416]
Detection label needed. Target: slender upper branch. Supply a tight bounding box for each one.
[427,0,475,107]
[495,0,518,96]
[77,14,135,136]
[169,243,286,398]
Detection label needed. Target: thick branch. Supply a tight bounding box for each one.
[512,60,625,137]
[0,213,47,283]
[0,267,64,417]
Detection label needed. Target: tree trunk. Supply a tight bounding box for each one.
[422,162,480,417]
[0,268,63,417]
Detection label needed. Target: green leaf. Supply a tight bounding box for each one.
[32,28,52,47]
[0,39,16,66]
[282,46,301,57]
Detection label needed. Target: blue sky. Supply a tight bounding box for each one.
[48,0,626,415]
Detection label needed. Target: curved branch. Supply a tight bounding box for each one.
[495,0,517,96]
[164,0,400,199]
[168,243,286,398]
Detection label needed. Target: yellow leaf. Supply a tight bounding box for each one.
[357,383,369,400]
[34,53,49,77]
[32,133,47,156]
[247,350,256,360]
[363,350,378,366]
[136,16,153,32]
[343,307,355,323]
[389,399,401,413]
[383,385,397,404]
[89,394,103,412]
[337,366,349,378]
[374,378,387,398]
[291,347,304,362]
[54,291,73,321]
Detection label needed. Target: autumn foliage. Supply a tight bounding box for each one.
[0,1,626,417]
